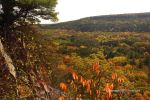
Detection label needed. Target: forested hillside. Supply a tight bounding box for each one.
[0,0,150,99]
[1,25,150,99]
[31,29,150,99]
[43,12,150,32]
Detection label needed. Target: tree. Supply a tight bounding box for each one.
[0,0,58,99]
[0,0,58,37]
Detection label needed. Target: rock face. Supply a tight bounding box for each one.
[0,39,67,99]
[0,39,18,98]
[0,39,16,78]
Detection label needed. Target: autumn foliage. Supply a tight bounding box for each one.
[58,61,149,99]
[0,28,150,99]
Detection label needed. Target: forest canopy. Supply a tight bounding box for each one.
[0,0,150,100]
[0,0,58,33]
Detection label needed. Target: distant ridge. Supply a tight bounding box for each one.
[42,12,150,32]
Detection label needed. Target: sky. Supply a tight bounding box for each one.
[41,0,150,24]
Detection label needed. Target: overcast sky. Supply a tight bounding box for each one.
[41,0,150,24]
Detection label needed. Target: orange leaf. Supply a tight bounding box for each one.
[92,62,100,74]
[86,84,90,92]
[82,80,87,87]
[60,82,68,92]
[96,89,100,95]
[109,83,114,90]
[72,72,78,80]
[111,73,117,80]
[80,76,84,83]
[58,96,64,100]
[90,90,92,96]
